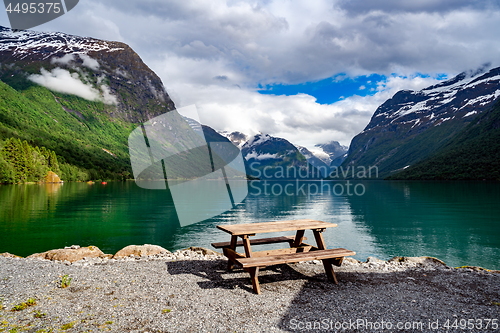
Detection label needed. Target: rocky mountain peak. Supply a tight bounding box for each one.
[0,26,175,123]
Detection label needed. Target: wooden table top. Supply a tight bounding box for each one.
[216,219,337,236]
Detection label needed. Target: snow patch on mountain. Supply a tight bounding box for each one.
[217,131,248,148]
[0,26,124,60]
[244,151,278,160]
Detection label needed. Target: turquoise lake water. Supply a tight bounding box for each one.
[0,180,499,269]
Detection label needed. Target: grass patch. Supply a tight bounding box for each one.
[10,298,36,312]
[34,310,46,318]
[60,275,72,289]
[61,321,75,330]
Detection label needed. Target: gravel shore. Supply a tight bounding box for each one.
[0,249,499,332]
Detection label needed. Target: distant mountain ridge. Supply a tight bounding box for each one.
[217,130,248,148]
[342,66,500,178]
[241,133,320,179]
[314,141,348,168]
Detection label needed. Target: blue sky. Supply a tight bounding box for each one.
[257,73,448,105]
[258,74,386,104]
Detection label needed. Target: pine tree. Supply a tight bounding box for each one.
[22,140,33,181]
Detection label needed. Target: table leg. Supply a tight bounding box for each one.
[249,267,261,294]
[313,230,338,284]
[242,235,253,258]
[292,229,305,248]
[227,235,237,271]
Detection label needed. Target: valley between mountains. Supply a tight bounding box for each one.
[0,26,499,183]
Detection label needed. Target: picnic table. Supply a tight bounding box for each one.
[211,219,355,294]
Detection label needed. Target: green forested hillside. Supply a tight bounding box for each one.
[0,79,135,182]
[388,100,500,180]
[0,137,90,183]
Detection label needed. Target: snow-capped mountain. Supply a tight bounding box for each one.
[241,133,320,179]
[365,65,500,132]
[0,26,178,180]
[0,26,125,57]
[0,26,174,122]
[313,141,349,167]
[344,65,500,178]
[295,146,330,177]
[217,131,248,148]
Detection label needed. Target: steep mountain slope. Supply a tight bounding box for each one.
[0,26,176,180]
[388,100,500,180]
[343,66,500,178]
[296,146,329,177]
[241,133,320,179]
[314,141,348,168]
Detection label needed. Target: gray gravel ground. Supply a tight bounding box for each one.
[0,250,499,333]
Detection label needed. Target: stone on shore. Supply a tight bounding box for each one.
[388,256,447,266]
[186,246,220,256]
[27,245,109,262]
[0,252,22,258]
[113,244,170,258]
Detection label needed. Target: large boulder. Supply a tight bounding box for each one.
[113,244,170,258]
[45,171,63,183]
[27,245,109,262]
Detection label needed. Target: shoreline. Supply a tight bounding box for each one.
[1,244,499,272]
[1,246,499,332]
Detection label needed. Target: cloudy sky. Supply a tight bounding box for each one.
[2,0,500,149]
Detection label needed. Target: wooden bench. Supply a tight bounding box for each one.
[211,235,307,249]
[213,220,356,294]
[236,248,356,268]
[236,248,355,293]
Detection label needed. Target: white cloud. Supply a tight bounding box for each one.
[51,54,75,66]
[100,85,118,105]
[24,0,500,146]
[79,54,100,70]
[28,68,118,105]
[169,75,440,149]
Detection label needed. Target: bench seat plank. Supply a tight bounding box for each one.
[212,235,307,249]
[237,248,355,268]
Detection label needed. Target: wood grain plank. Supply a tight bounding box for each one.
[236,248,356,268]
[216,219,336,236]
[250,246,313,258]
[211,236,306,249]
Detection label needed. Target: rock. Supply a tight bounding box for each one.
[27,246,110,263]
[45,171,63,183]
[113,244,170,258]
[186,247,220,256]
[388,256,447,267]
[343,257,361,265]
[0,252,22,258]
[366,257,385,263]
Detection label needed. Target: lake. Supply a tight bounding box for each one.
[0,180,499,269]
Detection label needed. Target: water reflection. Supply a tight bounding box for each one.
[0,180,499,269]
